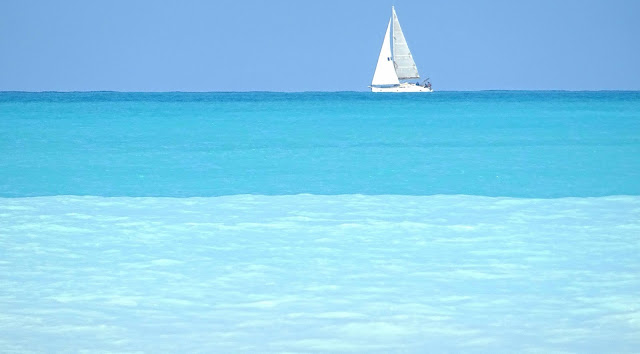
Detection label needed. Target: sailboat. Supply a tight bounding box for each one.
[371,6,433,92]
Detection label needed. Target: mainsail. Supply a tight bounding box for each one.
[371,20,400,86]
[391,7,420,80]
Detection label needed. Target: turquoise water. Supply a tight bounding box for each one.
[2,91,639,197]
[2,91,640,352]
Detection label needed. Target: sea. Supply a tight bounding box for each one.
[1,91,639,353]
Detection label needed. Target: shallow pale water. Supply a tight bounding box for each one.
[2,195,639,352]
[1,92,639,352]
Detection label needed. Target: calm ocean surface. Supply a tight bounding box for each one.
[2,91,639,352]
[2,91,639,197]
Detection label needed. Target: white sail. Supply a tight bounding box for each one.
[392,7,420,80]
[371,19,400,86]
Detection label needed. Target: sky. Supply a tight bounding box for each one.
[0,0,638,91]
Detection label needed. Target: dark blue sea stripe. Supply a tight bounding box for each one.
[1,91,639,197]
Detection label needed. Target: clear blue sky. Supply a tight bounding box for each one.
[1,0,638,91]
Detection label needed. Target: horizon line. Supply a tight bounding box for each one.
[2,89,640,94]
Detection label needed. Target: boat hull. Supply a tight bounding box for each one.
[371,83,433,92]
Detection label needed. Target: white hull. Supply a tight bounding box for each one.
[371,83,433,93]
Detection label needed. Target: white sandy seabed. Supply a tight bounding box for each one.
[1,194,639,353]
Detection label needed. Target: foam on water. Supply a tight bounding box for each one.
[1,194,639,352]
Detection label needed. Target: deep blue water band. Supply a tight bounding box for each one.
[1,91,639,198]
